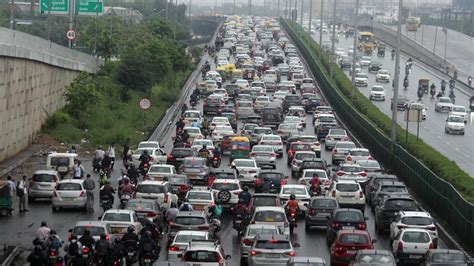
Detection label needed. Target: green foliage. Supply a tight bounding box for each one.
[43,111,71,128]
[64,73,102,118]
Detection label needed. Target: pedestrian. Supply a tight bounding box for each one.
[108,144,116,170]
[17,175,28,212]
[68,145,77,154]
[72,159,85,179]
[35,221,51,245]
[6,175,15,197]
[123,138,131,165]
[83,174,95,212]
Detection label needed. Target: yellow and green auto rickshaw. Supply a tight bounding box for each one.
[230,136,250,160]
[418,78,430,94]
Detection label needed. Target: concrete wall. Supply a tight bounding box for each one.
[0,27,99,162]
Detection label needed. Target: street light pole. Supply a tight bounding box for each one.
[300,0,304,25]
[330,0,337,77]
[443,28,447,61]
[351,0,359,99]
[173,0,177,41]
[188,0,191,34]
[285,0,288,18]
[319,0,323,46]
[391,0,403,143]
[278,0,280,17]
[165,0,169,20]
[433,24,438,53]
[233,0,236,15]
[308,0,313,34]
[289,0,292,20]
[68,0,74,48]
[9,0,14,30]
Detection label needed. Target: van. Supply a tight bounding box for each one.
[46,153,79,179]
[262,104,283,129]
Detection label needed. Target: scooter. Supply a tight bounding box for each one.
[288,212,297,235]
[120,193,132,209]
[233,214,246,236]
[211,155,221,168]
[210,216,221,239]
[101,195,113,212]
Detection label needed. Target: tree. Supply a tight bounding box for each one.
[64,73,102,118]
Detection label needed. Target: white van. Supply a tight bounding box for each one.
[46,153,79,179]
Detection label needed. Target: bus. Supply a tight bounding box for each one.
[358,32,375,54]
[406,17,421,31]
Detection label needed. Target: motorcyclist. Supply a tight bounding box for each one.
[102,152,112,174]
[285,194,300,215]
[468,76,472,87]
[191,120,201,128]
[238,186,252,206]
[417,87,424,102]
[78,229,95,250]
[233,199,250,227]
[99,180,115,205]
[27,245,47,266]
[436,91,443,99]
[391,49,395,60]
[44,230,62,256]
[441,79,447,93]
[165,202,180,224]
[449,78,456,89]
[94,146,105,171]
[449,90,456,103]
[120,178,135,196]
[34,221,50,246]
[137,231,159,263]
[94,233,113,264]
[180,201,194,212]
[121,226,139,245]
[181,104,188,116]
[199,144,210,159]
[311,174,321,195]
[176,117,185,132]
[430,83,436,96]
[111,239,126,265]
[209,199,223,219]
[140,221,161,242]
[127,164,139,184]
[453,70,458,80]
[403,76,409,89]
[212,146,221,165]
[202,118,210,131]
[98,169,108,187]
[64,235,82,265]
[190,93,198,106]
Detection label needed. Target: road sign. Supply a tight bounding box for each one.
[139,97,152,111]
[39,0,69,14]
[77,0,104,15]
[66,29,76,40]
[404,108,423,122]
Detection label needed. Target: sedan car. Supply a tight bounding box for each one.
[251,207,290,236]
[368,61,382,73]
[236,101,255,119]
[52,179,87,211]
[168,231,210,261]
[422,249,468,266]
[240,224,282,263]
[434,97,454,112]
[101,209,143,237]
[251,127,274,145]
[408,102,427,120]
[279,185,311,215]
[211,125,234,143]
[332,141,357,165]
[355,73,369,87]
[305,196,339,229]
[449,105,469,123]
[191,139,215,154]
[298,135,322,157]
[360,56,372,67]
[290,151,318,177]
[326,208,368,244]
[168,211,210,241]
[178,157,209,185]
[344,148,372,164]
[369,86,386,101]
[277,123,301,142]
[445,115,465,135]
[146,164,177,181]
[250,145,277,169]
[186,188,214,212]
[356,160,382,173]
[124,199,163,228]
[71,221,113,241]
[375,69,390,83]
[254,96,271,112]
[324,128,349,150]
[167,147,196,168]
[248,234,295,266]
[259,134,284,157]
[231,159,260,185]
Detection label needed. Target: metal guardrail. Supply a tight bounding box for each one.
[280,18,474,257]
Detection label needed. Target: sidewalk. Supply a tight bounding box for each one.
[0,144,44,180]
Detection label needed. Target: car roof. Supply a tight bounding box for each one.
[212,179,240,184]
[399,211,430,217]
[103,209,134,214]
[138,180,168,185]
[75,221,108,227]
[255,206,285,212]
[282,184,306,188]
[339,163,362,167]
[58,179,84,184]
[379,180,405,186]
[34,170,59,175]
[176,230,209,236]
[337,229,370,235]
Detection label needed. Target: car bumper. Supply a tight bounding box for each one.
[338,203,365,211]
[306,214,330,226]
[395,251,426,262]
[446,127,465,134]
[249,257,290,266]
[332,154,347,162]
[28,189,54,198]
[52,198,86,208]
[370,94,385,100]
[377,77,390,82]
[255,160,276,168]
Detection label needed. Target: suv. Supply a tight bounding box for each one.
[28,170,59,202]
[331,141,357,165]
[181,240,231,265]
[211,179,242,208]
[328,180,366,212]
[389,211,437,246]
[135,180,179,210]
[255,170,287,193]
[203,96,222,115]
[374,195,419,233]
[365,174,398,202]
[369,181,409,210]
[248,234,296,266]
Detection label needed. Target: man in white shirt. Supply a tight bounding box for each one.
[17,175,28,212]
[108,144,116,170]
[6,176,15,197]
[35,221,51,244]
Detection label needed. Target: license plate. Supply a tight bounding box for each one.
[265,253,279,258]
[188,175,198,179]
[194,205,204,211]
[342,226,354,230]
[128,252,134,256]
[144,259,151,263]
[265,218,274,222]
[111,227,125,234]
[63,198,74,201]
[346,250,357,254]
[409,255,422,259]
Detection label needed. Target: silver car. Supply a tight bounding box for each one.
[331,141,356,165]
[248,234,295,266]
[325,128,349,150]
[277,123,300,142]
[290,151,317,177]
[28,170,59,202]
[241,224,282,263]
[250,145,277,169]
[251,127,274,145]
[71,221,113,241]
[51,179,87,211]
[237,100,255,119]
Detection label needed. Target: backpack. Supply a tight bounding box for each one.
[68,241,79,256]
[48,237,61,251]
[181,204,190,212]
[143,242,154,253]
[214,205,223,217]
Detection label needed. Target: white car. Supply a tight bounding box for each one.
[355,73,369,87]
[250,145,277,169]
[449,105,469,123]
[210,117,231,130]
[344,148,373,163]
[236,79,250,91]
[258,134,284,157]
[408,102,427,120]
[360,56,372,67]
[168,231,210,260]
[185,188,215,212]
[288,106,307,127]
[278,184,311,214]
[297,135,322,157]
[251,207,290,236]
[131,147,167,166]
[211,179,243,207]
[101,209,143,237]
[369,85,386,101]
[389,211,438,244]
[213,89,229,102]
[205,71,223,84]
[231,159,260,184]
[146,164,177,181]
[254,96,271,112]
[434,97,454,112]
[327,180,365,212]
[290,151,317,176]
[283,116,304,130]
[445,115,465,135]
[183,126,204,142]
[375,69,391,83]
[183,110,203,126]
[298,169,332,192]
[211,125,234,143]
[191,139,215,153]
[335,48,345,57]
[135,180,179,210]
[273,91,288,102]
[137,141,161,150]
[51,179,87,211]
[391,228,435,263]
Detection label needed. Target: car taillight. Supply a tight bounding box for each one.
[49,250,57,257]
[285,251,296,257]
[397,225,407,230]
[250,250,260,256]
[333,149,338,153]
[335,246,345,254]
[429,243,435,249]
[331,190,336,197]
[233,191,241,195]
[163,192,169,203]
[332,222,341,229]
[319,128,324,132]
[336,171,345,176]
[198,225,209,230]
[292,160,297,165]
[82,247,90,254]
[368,156,373,160]
[281,179,287,185]
[169,246,180,252]
[397,241,403,251]
[359,191,364,198]
[146,211,157,217]
[358,223,366,230]
[179,185,189,192]
[106,234,110,240]
[149,156,154,162]
[79,191,86,197]
[242,239,254,246]
[359,172,367,177]
[250,152,256,157]
[346,156,352,161]
[308,208,316,216]
[315,142,321,146]
[167,155,174,161]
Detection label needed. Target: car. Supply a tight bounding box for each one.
[254,96,271,112]
[313,113,336,132]
[375,69,390,83]
[203,96,222,115]
[288,256,327,265]
[168,211,211,240]
[365,174,398,202]
[287,142,312,164]
[344,148,373,164]
[325,128,350,150]
[355,73,369,87]
[145,164,177,181]
[330,229,375,266]
[257,135,284,159]
[422,249,468,266]
[370,181,409,209]
[291,151,318,177]
[131,147,167,166]
[288,106,307,127]
[236,79,250,91]
[28,170,59,202]
[389,211,437,244]
[326,209,368,245]
[248,193,281,214]
[273,91,288,102]
[100,209,143,237]
[368,61,383,73]
[183,110,203,126]
[255,170,288,193]
[180,239,231,264]
[299,169,332,193]
[449,105,469,123]
[184,126,204,142]
[71,221,113,241]
[297,158,330,178]
[331,141,357,165]
[357,160,383,173]
[250,145,277,169]
[369,85,386,101]
[375,195,420,233]
[178,157,210,185]
[251,127,274,145]
[278,184,311,215]
[213,89,229,102]
[391,228,435,263]
[390,95,409,111]
[211,179,242,208]
[277,123,300,141]
[210,117,231,131]
[248,234,296,266]
[335,48,345,57]
[297,135,321,157]
[186,187,215,212]
[134,180,179,210]
[211,125,234,143]
[51,179,87,211]
[191,139,215,154]
[283,95,301,112]
[445,115,465,135]
[333,163,368,187]
[166,147,196,169]
[241,123,259,139]
[231,159,260,185]
[360,56,372,67]
[212,169,238,180]
[327,180,366,212]
[351,249,396,266]
[246,115,264,126]
[434,97,454,112]
[137,141,161,150]
[340,56,353,69]
[124,199,163,228]
[408,102,427,120]
[251,206,290,236]
[240,224,283,263]
[305,196,339,229]
[167,231,210,261]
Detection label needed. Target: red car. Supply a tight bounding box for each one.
[330,230,376,266]
[287,142,312,165]
[221,134,238,155]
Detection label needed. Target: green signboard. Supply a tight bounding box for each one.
[77,0,104,15]
[39,0,69,14]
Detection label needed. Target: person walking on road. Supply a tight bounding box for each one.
[72,159,85,179]
[108,144,116,170]
[123,138,131,165]
[35,221,51,245]
[6,175,15,197]
[83,174,95,212]
[17,175,28,212]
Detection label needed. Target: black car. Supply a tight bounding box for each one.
[249,193,281,214]
[340,56,353,69]
[391,95,409,111]
[370,181,409,209]
[203,97,222,115]
[285,136,301,151]
[166,147,196,168]
[212,169,238,180]
[245,115,263,126]
[283,95,301,112]
[167,175,193,200]
[225,84,239,98]
[365,174,398,202]
[422,249,468,266]
[326,208,368,245]
[298,158,330,177]
[305,97,322,113]
[272,55,284,65]
[255,170,288,193]
[368,61,383,73]
[374,195,419,233]
[316,122,338,141]
[305,196,339,229]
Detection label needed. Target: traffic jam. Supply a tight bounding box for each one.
[23,16,470,266]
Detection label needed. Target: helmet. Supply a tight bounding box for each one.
[143,150,148,154]
[84,229,90,236]
[290,194,296,200]
[100,233,107,240]
[203,144,207,149]
[243,186,249,192]
[50,230,57,235]
[127,226,135,234]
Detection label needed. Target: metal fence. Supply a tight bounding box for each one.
[280,18,474,251]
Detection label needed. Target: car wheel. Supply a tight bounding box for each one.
[461,132,465,135]
[305,222,310,232]
[217,190,232,203]
[28,196,34,204]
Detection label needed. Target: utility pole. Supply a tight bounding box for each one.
[264,0,266,17]
[351,0,359,98]
[289,0,292,20]
[391,0,403,143]
[188,0,191,34]
[433,24,438,53]
[94,0,99,54]
[165,0,169,20]
[249,0,252,15]
[443,28,447,61]
[330,0,337,77]
[233,0,236,15]
[308,0,313,34]
[68,0,74,48]
[9,0,14,30]
[319,0,324,46]
[300,0,304,25]
[285,0,288,18]
[278,0,280,17]
[214,0,217,14]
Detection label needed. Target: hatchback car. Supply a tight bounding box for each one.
[167,231,210,261]
[180,239,231,264]
[291,151,318,177]
[52,179,87,212]
[422,249,468,266]
[259,135,284,157]
[277,123,300,142]
[248,234,295,266]
[333,163,368,188]
[356,160,382,173]
[236,100,255,119]
[326,208,368,245]
[168,211,210,241]
[325,129,349,150]
[330,230,375,266]
[434,97,454,112]
[255,170,287,194]
[101,209,143,237]
[391,228,435,263]
[375,69,390,83]
[332,141,357,165]
[249,193,281,214]
[251,207,290,236]
[445,114,465,135]
[369,86,386,101]
[241,224,282,263]
[167,147,196,168]
[389,211,437,245]
[28,170,60,202]
[305,196,339,229]
[186,188,215,212]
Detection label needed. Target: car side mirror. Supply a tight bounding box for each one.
[372,239,377,244]
[225,255,232,260]
[304,203,308,207]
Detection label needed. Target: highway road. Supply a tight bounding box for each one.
[1,39,452,265]
[311,30,474,177]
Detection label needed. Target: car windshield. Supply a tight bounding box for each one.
[451,107,465,112]
[175,234,207,243]
[212,183,239,191]
[192,140,213,147]
[184,158,206,166]
[247,228,278,237]
[255,240,291,249]
[239,102,252,107]
[184,112,200,118]
[183,251,220,262]
[282,187,306,195]
[188,192,212,200]
[255,211,285,222]
[174,217,206,225]
[253,146,273,152]
[262,135,280,141]
[279,124,297,130]
[336,183,359,192]
[171,149,192,157]
[401,216,433,225]
[126,201,154,210]
[291,144,311,150]
[318,116,335,122]
[57,183,82,191]
[311,199,337,208]
[243,124,257,131]
[357,254,394,263]
[402,231,430,243]
[33,174,56,182]
[136,185,165,194]
[149,166,171,173]
[448,116,464,123]
[339,234,369,244]
[431,253,465,263]
[73,226,106,236]
[253,197,277,207]
[260,172,284,179]
[234,160,256,168]
[304,171,327,179]
[372,87,384,92]
[302,161,325,169]
[358,161,380,168]
[103,213,131,222]
[381,186,407,192]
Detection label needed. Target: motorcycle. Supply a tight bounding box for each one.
[430,87,436,97]
[288,212,297,235]
[211,154,221,168]
[210,216,221,239]
[139,162,150,178]
[101,195,113,212]
[449,91,456,104]
[190,99,197,108]
[310,183,321,197]
[140,253,156,266]
[93,158,102,172]
[233,214,246,236]
[202,128,209,138]
[123,241,137,266]
[47,249,59,265]
[120,193,132,209]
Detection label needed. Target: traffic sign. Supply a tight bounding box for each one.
[139,97,152,111]
[66,29,76,40]
[39,0,69,14]
[77,0,104,15]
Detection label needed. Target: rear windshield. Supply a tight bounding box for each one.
[282,187,306,195]
[302,161,325,169]
[175,234,207,243]
[254,211,285,222]
[234,160,256,168]
[260,172,284,179]
[311,199,338,208]
[174,217,206,225]
[212,183,239,191]
[136,185,165,194]
[253,197,277,207]
[73,226,106,236]
[335,211,363,222]
[188,192,212,200]
[33,174,56,182]
[126,201,154,210]
[103,213,131,222]
[239,102,252,107]
[248,228,279,237]
[336,183,359,192]
[50,157,71,167]
[402,231,430,243]
[340,165,363,172]
[171,149,192,157]
[318,116,335,122]
[299,137,318,143]
[401,216,433,226]
[149,166,171,173]
[431,253,465,263]
[357,254,394,264]
[183,251,220,262]
[385,199,417,209]
[215,172,235,179]
[291,144,311,150]
[381,186,407,193]
[57,183,82,191]
[350,150,369,156]
[295,153,316,160]
[255,240,291,249]
[339,234,369,244]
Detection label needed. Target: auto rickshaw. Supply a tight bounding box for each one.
[216,66,226,82]
[230,136,250,160]
[418,78,430,94]
[0,181,13,217]
[469,96,474,112]
[377,42,386,57]
[224,64,236,80]
[231,69,243,82]
[221,133,239,155]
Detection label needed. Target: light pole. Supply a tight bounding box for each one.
[249,0,252,15]
[330,0,337,77]
[188,0,191,35]
[233,0,236,15]
[308,0,313,34]
[300,0,304,25]
[443,28,447,61]
[9,0,14,30]
[173,0,177,41]
[319,0,323,47]
[391,0,403,143]
[289,0,292,20]
[351,0,359,99]
[278,0,280,17]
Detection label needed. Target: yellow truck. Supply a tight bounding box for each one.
[358,32,375,55]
